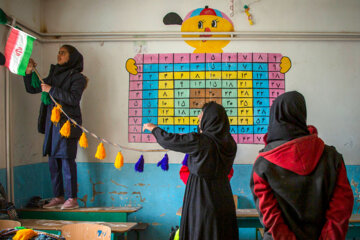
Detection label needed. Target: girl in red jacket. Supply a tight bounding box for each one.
[250,91,354,240]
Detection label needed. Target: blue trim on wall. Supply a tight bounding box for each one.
[13,163,360,240]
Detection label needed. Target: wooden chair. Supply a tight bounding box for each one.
[61,223,111,240]
[0,219,21,229]
[233,195,238,209]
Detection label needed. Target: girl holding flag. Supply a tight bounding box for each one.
[23,45,87,210]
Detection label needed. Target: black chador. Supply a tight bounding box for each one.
[151,102,239,240]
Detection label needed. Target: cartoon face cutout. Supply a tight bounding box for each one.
[180,7,234,53]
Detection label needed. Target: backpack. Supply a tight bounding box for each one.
[0,182,18,220]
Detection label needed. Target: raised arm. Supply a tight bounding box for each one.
[143,123,201,154]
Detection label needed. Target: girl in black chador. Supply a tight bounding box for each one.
[143,101,239,240]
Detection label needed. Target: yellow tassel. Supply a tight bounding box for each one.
[79,132,88,148]
[51,104,62,125]
[13,229,38,240]
[95,142,106,160]
[114,151,124,169]
[60,120,71,138]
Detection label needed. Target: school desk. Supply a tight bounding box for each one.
[18,206,142,222]
[19,219,137,240]
[177,207,360,239]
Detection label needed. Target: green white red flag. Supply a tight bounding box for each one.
[5,27,36,76]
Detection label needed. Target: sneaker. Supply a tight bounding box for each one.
[43,197,65,209]
[61,198,79,210]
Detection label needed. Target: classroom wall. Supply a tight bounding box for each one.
[1,0,360,239]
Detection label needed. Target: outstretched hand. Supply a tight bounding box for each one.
[143,123,157,132]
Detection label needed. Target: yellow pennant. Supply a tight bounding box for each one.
[59,120,71,138]
[51,104,62,125]
[114,151,124,169]
[95,142,106,160]
[79,132,88,148]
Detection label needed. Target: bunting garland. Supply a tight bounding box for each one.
[31,67,169,172]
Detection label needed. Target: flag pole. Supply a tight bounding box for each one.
[5,17,17,203]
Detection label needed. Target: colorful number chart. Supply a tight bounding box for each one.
[128,53,286,144]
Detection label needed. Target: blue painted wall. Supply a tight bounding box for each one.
[13,163,360,240]
[0,169,6,190]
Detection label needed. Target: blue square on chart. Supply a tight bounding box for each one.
[174,63,190,72]
[206,62,222,71]
[239,126,254,134]
[253,72,269,80]
[254,117,269,125]
[159,64,174,72]
[158,125,175,133]
[254,98,270,107]
[143,64,159,73]
[175,125,190,134]
[142,117,158,125]
[222,62,237,71]
[142,99,158,108]
[254,125,268,134]
[253,63,268,72]
[143,73,159,81]
[142,108,158,117]
[190,63,205,71]
[238,63,253,71]
[143,90,158,99]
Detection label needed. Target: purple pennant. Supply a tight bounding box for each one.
[135,155,144,172]
[182,154,189,166]
[157,153,169,171]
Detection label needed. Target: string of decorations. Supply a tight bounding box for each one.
[239,0,262,25]
[31,68,172,172]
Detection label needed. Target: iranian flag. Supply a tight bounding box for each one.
[5,27,36,76]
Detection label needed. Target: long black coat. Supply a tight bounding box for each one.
[23,65,86,158]
[152,102,239,240]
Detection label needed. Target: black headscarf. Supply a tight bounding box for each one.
[200,102,237,157]
[52,45,84,76]
[266,91,310,143]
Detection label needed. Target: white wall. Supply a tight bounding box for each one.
[4,0,360,166]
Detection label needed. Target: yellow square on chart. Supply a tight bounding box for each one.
[238,117,253,125]
[222,71,238,80]
[159,90,174,99]
[159,81,174,89]
[206,72,221,80]
[190,117,199,125]
[158,108,174,116]
[238,80,253,88]
[159,72,174,80]
[174,117,190,125]
[228,117,238,125]
[238,89,253,98]
[238,98,253,107]
[159,99,174,108]
[238,71,252,79]
[174,72,190,79]
[190,72,205,80]
[158,117,174,125]
[238,108,253,116]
